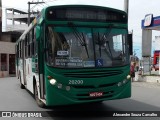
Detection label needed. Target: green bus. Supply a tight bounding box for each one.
[16,5,132,107]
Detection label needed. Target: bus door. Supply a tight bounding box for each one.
[37,26,45,99]
[23,40,27,85]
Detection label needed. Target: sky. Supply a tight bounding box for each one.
[2,0,160,59]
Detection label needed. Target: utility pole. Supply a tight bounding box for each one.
[28,1,45,26]
[124,0,129,15]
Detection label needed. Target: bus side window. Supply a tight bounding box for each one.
[34,41,37,56]
[28,31,32,57]
[19,41,21,58]
[25,35,28,58]
[28,44,31,57]
[17,44,19,58]
[31,28,35,56]
[20,41,22,58]
[31,42,35,56]
[21,41,23,58]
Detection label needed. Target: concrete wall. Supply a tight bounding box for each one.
[0,8,2,33]
[0,54,9,77]
[0,41,15,54]
[155,36,160,50]
[0,34,11,42]
[137,75,160,83]
[0,42,15,77]
[6,24,27,32]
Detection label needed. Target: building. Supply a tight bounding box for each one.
[0,1,28,77]
[5,8,36,32]
[154,36,160,51]
[141,14,160,73]
[0,0,2,33]
[0,31,21,77]
[141,14,160,57]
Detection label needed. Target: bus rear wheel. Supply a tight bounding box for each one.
[34,84,46,108]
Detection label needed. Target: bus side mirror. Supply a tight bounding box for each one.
[36,26,41,40]
[128,34,133,55]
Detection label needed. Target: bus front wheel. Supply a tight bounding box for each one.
[34,84,45,108]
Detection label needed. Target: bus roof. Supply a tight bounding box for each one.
[16,5,127,45]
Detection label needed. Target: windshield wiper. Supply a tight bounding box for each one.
[98,25,113,59]
[100,24,113,43]
[97,32,102,57]
[68,22,89,58]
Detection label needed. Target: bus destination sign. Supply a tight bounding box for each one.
[46,7,127,23]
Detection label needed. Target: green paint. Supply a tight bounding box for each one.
[16,5,130,107]
[45,65,131,106]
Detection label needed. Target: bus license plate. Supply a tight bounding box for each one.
[89,92,103,97]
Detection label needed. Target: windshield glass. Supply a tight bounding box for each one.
[45,26,129,68]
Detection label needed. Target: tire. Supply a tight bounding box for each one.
[34,84,46,108]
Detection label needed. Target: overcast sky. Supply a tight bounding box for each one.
[2,0,160,58]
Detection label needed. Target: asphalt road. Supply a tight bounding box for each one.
[0,77,160,120]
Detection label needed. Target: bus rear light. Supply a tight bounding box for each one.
[49,79,57,85]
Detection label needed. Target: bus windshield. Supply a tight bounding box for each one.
[46,26,129,68]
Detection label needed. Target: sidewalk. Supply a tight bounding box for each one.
[132,82,160,89]
[135,71,160,83]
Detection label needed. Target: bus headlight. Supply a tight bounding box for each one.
[123,79,127,84]
[117,82,122,87]
[117,79,128,87]
[127,75,131,79]
[66,86,71,91]
[57,83,62,89]
[49,79,57,85]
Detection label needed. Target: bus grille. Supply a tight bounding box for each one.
[72,83,116,89]
[63,70,123,78]
[62,70,123,101]
[70,83,118,101]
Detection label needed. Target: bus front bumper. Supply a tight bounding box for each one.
[46,81,131,106]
